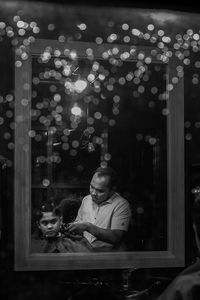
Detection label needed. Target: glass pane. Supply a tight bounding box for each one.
[31,49,167,252]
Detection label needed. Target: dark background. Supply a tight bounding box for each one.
[1,0,200,299]
[28,0,200,13]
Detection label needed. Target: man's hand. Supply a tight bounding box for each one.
[67,222,125,245]
[66,222,89,235]
[63,231,84,241]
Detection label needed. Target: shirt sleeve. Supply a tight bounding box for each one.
[75,205,83,223]
[111,199,132,231]
[74,196,87,223]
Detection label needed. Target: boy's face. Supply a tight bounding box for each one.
[38,212,62,238]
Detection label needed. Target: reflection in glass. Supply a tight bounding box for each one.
[31,52,167,252]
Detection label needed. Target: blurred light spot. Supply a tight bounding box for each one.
[185,133,192,141]
[192,77,199,84]
[87,117,94,125]
[184,121,191,128]
[15,60,22,68]
[71,103,82,116]
[87,127,95,134]
[74,79,87,93]
[3,132,11,140]
[137,206,144,214]
[95,37,103,44]
[72,140,79,148]
[33,26,40,34]
[195,122,200,128]
[100,161,107,168]
[8,142,14,149]
[162,108,169,116]
[18,29,25,36]
[109,119,116,126]
[123,36,130,43]
[58,35,65,42]
[183,58,190,65]
[119,77,126,85]
[149,137,157,145]
[148,101,155,108]
[166,84,173,91]
[151,87,158,94]
[42,179,50,187]
[28,130,36,138]
[172,77,179,84]
[122,23,129,30]
[132,28,140,36]
[62,143,69,150]
[147,24,154,31]
[69,50,77,60]
[23,83,30,91]
[94,112,102,119]
[104,153,111,161]
[70,149,77,156]
[136,133,143,141]
[54,93,61,102]
[138,85,145,93]
[6,110,13,118]
[77,23,87,30]
[48,23,55,31]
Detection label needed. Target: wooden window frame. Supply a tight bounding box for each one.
[14,39,184,270]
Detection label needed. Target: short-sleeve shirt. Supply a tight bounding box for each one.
[75,192,132,247]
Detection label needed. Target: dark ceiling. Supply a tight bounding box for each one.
[22,0,200,14]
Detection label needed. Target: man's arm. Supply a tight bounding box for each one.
[66,222,125,245]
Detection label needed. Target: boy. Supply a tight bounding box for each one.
[31,202,92,253]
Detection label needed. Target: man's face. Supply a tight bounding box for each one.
[89,173,113,205]
[38,212,62,238]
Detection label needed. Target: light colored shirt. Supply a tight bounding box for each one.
[75,192,132,248]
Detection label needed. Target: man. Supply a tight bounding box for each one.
[156,189,200,300]
[66,167,132,251]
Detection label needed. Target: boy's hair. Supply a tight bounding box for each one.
[94,166,118,189]
[34,202,62,222]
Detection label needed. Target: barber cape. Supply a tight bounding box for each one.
[31,233,93,253]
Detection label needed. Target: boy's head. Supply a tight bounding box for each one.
[36,202,63,238]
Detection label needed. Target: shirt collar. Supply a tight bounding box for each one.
[100,192,118,206]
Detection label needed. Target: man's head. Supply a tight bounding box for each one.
[89,167,118,205]
[36,202,62,238]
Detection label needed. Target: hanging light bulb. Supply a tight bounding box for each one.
[74,79,87,93]
[71,103,82,116]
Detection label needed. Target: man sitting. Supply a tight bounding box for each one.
[66,167,132,251]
